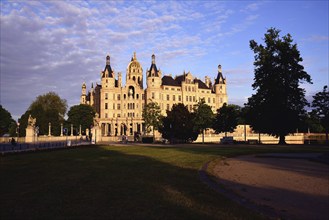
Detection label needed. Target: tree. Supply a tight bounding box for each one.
[245,28,312,144]
[67,104,96,135]
[18,92,67,136]
[213,103,239,137]
[0,105,16,136]
[159,103,198,143]
[312,86,329,144]
[142,101,162,140]
[192,99,214,144]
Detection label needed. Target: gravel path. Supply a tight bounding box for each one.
[207,153,329,220]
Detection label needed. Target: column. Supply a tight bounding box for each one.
[60,123,63,136]
[79,125,82,136]
[71,124,73,136]
[105,123,108,136]
[48,122,51,136]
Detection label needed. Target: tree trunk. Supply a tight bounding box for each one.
[202,129,204,144]
[153,128,155,143]
[278,135,286,145]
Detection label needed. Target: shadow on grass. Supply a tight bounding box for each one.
[0,146,261,220]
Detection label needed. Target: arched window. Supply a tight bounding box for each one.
[133,76,136,81]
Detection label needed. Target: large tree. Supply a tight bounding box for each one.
[159,103,198,143]
[245,28,312,144]
[18,92,67,136]
[67,104,95,135]
[142,101,162,139]
[213,103,239,137]
[312,85,329,144]
[0,105,16,136]
[192,99,214,144]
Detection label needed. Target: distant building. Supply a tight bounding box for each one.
[81,52,227,137]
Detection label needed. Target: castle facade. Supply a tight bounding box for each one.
[81,52,227,137]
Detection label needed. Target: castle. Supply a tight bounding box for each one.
[81,52,227,137]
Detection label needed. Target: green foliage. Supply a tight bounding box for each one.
[159,103,198,143]
[245,28,312,144]
[0,105,16,136]
[67,104,95,135]
[312,86,329,131]
[213,103,239,136]
[192,99,214,143]
[312,86,329,143]
[142,101,162,137]
[18,92,67,136]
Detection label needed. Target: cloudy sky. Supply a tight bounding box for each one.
[1,0,328,120]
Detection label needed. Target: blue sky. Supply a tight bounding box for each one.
[1,0,328,120]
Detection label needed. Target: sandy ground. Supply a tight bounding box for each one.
[211,153,329,220]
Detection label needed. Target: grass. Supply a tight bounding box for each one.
[1,144,328,219]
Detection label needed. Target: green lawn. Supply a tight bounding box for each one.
[1,144,328,219]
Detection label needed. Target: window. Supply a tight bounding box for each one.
[117,104,120,110]
[208,98,210,103]
[167,104,170,110]
[152,92,155,99]
[171,88,174,91]
[189,96,192,102]
[193,96,195,102]
[167,94,169,101]
[113,103,115,109]
[173,95,175,101]
[142,94,145,100]
[136,94,139,99]
[117,114,121,118]
[213,98,215,103]
[105,93,108,100]
[105,103,108,109]
[117,94,120,100]
[186,96,188,102]
[105,113,108,118]
[178,95,181,101]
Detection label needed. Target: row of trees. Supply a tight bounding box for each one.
[1,92,96,137]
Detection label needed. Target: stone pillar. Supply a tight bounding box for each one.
[79,125,82,136]
[105,123,108,136]
[25,126,35,143]
[71,124,73,136]
[48,122,51,136]
[60,123,63,136]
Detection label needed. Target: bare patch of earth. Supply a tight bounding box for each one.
[210,153,329,220]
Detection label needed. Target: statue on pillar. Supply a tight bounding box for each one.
[26,115,36,143]
[28,115,36,127]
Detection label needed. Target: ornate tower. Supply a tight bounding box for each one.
[80,82,87,104]
[101,55,115,88]
[126,52,143,88]
[146,54,162,103]
[214,64,227,108]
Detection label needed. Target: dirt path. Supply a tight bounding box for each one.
[210,153,329,220]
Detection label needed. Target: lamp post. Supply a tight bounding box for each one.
[16,122,20,143]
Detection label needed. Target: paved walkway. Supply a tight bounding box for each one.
[200,153,329,220]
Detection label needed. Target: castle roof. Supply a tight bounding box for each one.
[102,55,114,78]
[161,74,211,90]
[148,54,159,77]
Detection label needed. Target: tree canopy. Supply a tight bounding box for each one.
[0,105,16,136]
[67,104,95,135]
[245,28,312,144]
[18,92,67,136]
[312,85,329,144]
[159,103,198,143]
[192,99,214,143]
[142,101,162,139]
[213,103,239,136]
